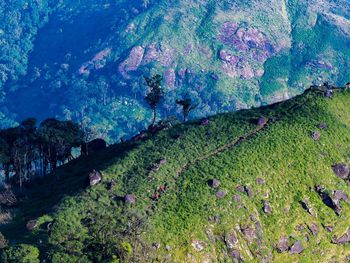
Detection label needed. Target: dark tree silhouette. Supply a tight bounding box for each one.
[176,94,198,122]
[144,74,164,127]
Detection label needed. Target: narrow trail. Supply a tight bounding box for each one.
[145,91,320,213]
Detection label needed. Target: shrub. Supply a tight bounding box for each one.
[1,244,39,263]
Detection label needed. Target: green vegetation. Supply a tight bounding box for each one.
[0,88,349,262]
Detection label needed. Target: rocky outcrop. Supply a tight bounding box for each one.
[289,240,304,254]
[333,229,350,245]
[276,236,288,252]
[208,179,220,188]
[119,46,145,78]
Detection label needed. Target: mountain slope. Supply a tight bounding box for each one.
[1,0,350,141]
[1,88,350,262]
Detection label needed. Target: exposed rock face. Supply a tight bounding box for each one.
[124,194,136,204]
[332,163,349,179]
[276,236,288,253]
[289,240,304,254]
[118,46,145,78]
[192,240,206,251]
[208,179,220,188]
[164,68,176,88]
[26,220,37,231]
[333,229,350,245]
[89,170,102,186]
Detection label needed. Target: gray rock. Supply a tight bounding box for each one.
[244,186,253,197]
[124,194,136,204]
[236,185,245,193]
[263,200,272,214]
[318,123,328,130]
[311,131,321,141]
[256,178,265,185]
[231,250,241,261]
[333,229,350,244]
[241,227,256,243]
[289,240,304,254]
[152,242,161,249]
[192,240,206,251]
[166,245,171,251]
[257,117,268,127]
[309,223,318,236]
[209,179,220,188]
[89,170,102,186]
[216,190,227,199]
[233,195,241,202]
[276,236,288,253]
[325,225,334,232]
[332,163,349,179]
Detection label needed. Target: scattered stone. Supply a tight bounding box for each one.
[262,200,272,214]
[325,225,334,232]
[26,220,37,231]
[299,200,316,216]
[257,117,268,127]
[200,118,210,126]
[208,179,220,188]
[325,89,333,98]
[289,240,304,254]
[124,194,136,204]
[216,190,227,199]
[276,236,288,253]
[225,232,238,249]
[241,227,256,244]
[332,229,350,245]
[256,178,265,185]
[311,131,321,141]
[206,229,215,244]
[231,250,241,261]
[332,163,349,180]
[244,186,253,197]
[318,123,328,130]
[159,158,167,165]
[152,242,161,249]
[89,170,102,186]
[236,185,245,193]
[233,195,241,202]
[296,225,304,231]
[192,240,206,251]
[166,245,171,251]
[309,223,318,236]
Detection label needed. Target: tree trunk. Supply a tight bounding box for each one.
[152,108,157,127]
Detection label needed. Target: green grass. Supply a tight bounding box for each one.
[1,88,350,262]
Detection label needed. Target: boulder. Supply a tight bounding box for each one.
[208,179,220,188]
[236,185,245,193]
[124,194,136,204]
[241,227,257,244]
[225,232,238,249]
[89,170,102,186]
[333,229,350,245]
[26,220,37,231]
[276,236,288,253]
[309,223,318,236]
[311,131,321,141]
[216,190,227,199]
[244,186,253,197]
[256,178,265,185]
[263,200,272,214]
[332,163,349,179]
[257,117,268,127]
[233,195,241,202]
[318,123,328,130]
[289,240,304,254]
[192,240,206,251]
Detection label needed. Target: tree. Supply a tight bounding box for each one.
[1,244,40,263]
[144,74,164,127]
[176,94,198,122]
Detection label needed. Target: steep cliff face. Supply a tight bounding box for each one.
[1,0,349,141]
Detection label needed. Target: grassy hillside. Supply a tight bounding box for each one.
[1,88,350,262]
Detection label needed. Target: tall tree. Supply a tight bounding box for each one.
[176,94,198,122]
[144,74,164,127]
